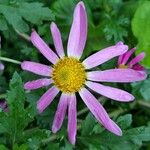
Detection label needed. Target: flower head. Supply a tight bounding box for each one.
[21,1,147,145]
[118,47,145,71]
[0,100,8,112]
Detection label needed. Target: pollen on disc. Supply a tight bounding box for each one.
[52,57,86,93]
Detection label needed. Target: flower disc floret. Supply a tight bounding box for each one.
[52,57,86,93]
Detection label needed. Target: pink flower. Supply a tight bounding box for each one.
[21,2,147,145]
[118,47,145,71]
[0,100,8,112]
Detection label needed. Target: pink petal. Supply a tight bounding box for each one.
[68,94,77,145]
[132,64,145,71]
[128,52,145,67]
[37,86,59,113]
[67,1,87,59]
[31,31,59,64]
[83,42,128,69]
[79,88,122,136]
[0,63,4,71]
[87,69,147,83]
[21,61,52,77]
[24,78,53,90]
[118,54,124,66]
[85,81,134,102]
[50,22,65,58]
[52,93,68,133]
[118,48,136,65]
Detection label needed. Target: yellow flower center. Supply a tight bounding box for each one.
[52,57,86,93]
[118,64,128,69]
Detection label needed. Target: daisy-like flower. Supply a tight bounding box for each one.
[118,47,145,71]
[21,2,147,144]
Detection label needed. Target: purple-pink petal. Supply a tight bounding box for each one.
[79,88,122,136]
[24,78,53,90]
[132,64,145,71]
[37,86,59,113]
[83,42,128,69]
[0,63,4,71]
[31,31,59,64]
[68,94,77,145]
[118,47,136,65]
[50,22,65,58]
[87,69,147,83]
[85,81,134,102]
[21,61,52,77]
[52,93,68,133]
[128,52,145,67]
[67,1,87,59]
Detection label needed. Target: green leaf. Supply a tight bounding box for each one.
[0,5,29,32]
[19,2,55,24]
[0,16,8,31]
[0,72,35,145]
[132,1,150,67]
[81,113,96,136]
[0,2,55,32]
[140,77,150,101]
[0,145,8,150]
[117,114,132,129]
[79,126,150,150]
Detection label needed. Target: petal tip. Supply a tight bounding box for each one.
[50,22,56,29]
[69,137,76,145]
[77,1,85,9]
[52,126,58,133]
[124,94,135,102]
[37,103,43,114]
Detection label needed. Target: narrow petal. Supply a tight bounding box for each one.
[83,42,128,69]
[52,93,68,133]
[118,54,124,66]
[128,52,145,67]
[118,48,136,65]
[31,31,59,64]
[86,81,134,102]
[68,94,77,145]
[67,1,87,59]
[0,63,4,71]
[132,64,145,71]
[24,78,53,90]
[79,88,122,136]
[37,86,59,113]
[87,69,147,83]
[50,22,65,58]
[21,61,52,77]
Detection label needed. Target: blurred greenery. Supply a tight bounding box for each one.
[0,0,150,149]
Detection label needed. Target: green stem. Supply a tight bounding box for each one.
[138,101,150,108]
[42,135,58,144]
[15,29,30,41]
[0,56,21,65]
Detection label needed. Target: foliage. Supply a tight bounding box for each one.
[0,0,150,149]
[132,1,150,67]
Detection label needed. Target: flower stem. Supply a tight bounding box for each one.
[42,135,58,144]
[138,101,150,108]
[0,56,21,65]
[15,29,30,41]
